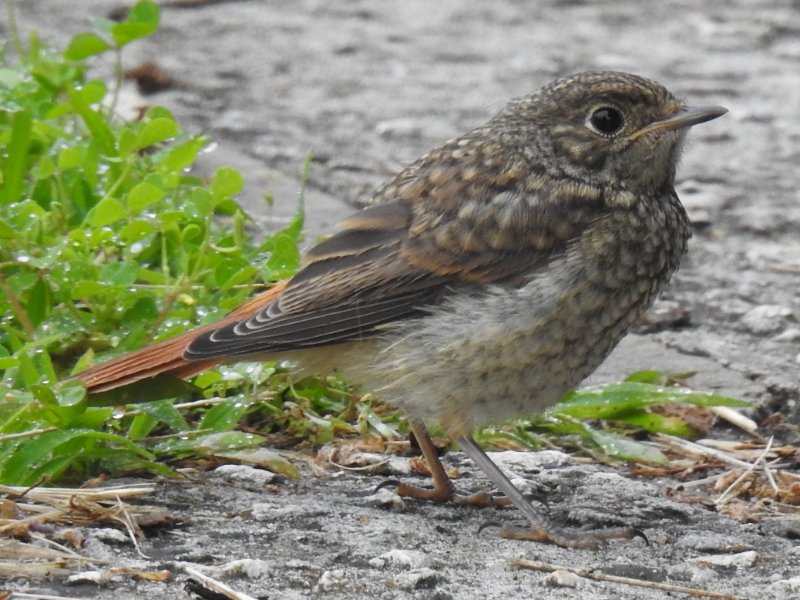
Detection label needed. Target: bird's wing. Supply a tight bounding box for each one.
[73,158,606,392]
[186,163,606,359]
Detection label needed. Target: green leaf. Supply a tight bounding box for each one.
[555,381,751,420]
[121,219,156,244]
[217,448,301,479]
[87,196,126,226]
[64,32,112,60]
[0,429,153,486]
[32,382,87,427]
[1,109,33,204]
[161,137,205,172]
[137,399,189,433]
[77,80,107,105]
[0,218,19,239]
[26,278,53,327]
[127,413,157,441]
[195,431,264,452]
[111,0,161,46]
[127,181,165,213]
[265,233,301,278]
[624,370,668,384]
[66,85,115,155]
[188,188,213,218]
[615,410,697,437]
[200,397,256,432]
[0,357,20,370]
[214,257,252,289]
[71,280,107,299]
[135,117,178,150]
[588,430,667,465]
[0,67,22,88]
[118,127,137,160]
[57,145,84,171]
[99,261,140,286]
[211,166,243,199]
[35,155,56,180]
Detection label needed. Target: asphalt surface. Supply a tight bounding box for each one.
[7,1,800,598]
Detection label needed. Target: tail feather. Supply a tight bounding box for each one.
[69,282,288,393]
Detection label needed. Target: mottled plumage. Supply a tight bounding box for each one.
[70,71,726,547]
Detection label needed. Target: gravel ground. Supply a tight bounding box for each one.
[6,1,800,599]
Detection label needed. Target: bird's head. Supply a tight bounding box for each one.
[499,71,727,194]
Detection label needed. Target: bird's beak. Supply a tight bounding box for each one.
[629,105,728,141]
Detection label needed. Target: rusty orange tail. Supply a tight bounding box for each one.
[69,282,288,393]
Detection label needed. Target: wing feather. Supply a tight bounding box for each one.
[184,159,606,361]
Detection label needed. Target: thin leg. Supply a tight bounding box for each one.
[393,420,455,502]
[457,434,642,548]
[393,421,510,507]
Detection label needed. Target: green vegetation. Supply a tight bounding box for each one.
[0,2,749,487]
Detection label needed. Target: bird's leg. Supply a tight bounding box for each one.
[392,420,510,507]
[456,434,643,548]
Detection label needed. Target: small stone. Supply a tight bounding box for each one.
[67,570,108,584]
[285,559,318,570]
[740,305,795,334]
[394,567,440,591]
[214,464,276,486]
[375,118,421,138]
[368,557,387,569]
[218,558,271,578]
[314,569,347,592]
[251,500,322,520]
[542,569,582,587]
[364,487,406,510]
[776,327,800,341]
[676,532,747,553]
[667,563,716,584]
[377,549,431,569]
[695,550,758,568]
[769,575,800,594]
[91,528,129,544]
[489,449,575,473]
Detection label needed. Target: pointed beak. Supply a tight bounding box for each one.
[629,104,728,141]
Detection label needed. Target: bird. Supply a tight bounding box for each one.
[69,71,727,548]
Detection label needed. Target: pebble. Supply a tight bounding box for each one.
[776,327,800,341]
[375,118,422,138]
[90,528,129,544]
[251,500,323,520]
[769,575,800,596]
[676,532,748,553]
[694,550,759,568]
[364,487,406,511]
[542,569,582,588]
[214,464,276,485]
[394,567,440,591]
[740,305,795,334]
[218,558,271,578]
[314,569,347,593]
[489,449,576,473]
[374,549,431,569]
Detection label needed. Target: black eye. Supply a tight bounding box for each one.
[588,106,624,136]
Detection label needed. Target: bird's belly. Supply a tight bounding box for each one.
[369,261,663,437]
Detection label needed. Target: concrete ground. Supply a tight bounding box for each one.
[6,0,800,598]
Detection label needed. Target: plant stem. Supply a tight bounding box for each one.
[4,0,25,57]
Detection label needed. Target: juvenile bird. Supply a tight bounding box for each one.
[71,71,727,547]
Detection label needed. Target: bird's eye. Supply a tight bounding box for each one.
[587,106,625,136]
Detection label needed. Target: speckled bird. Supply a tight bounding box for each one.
[71,71,727,547]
